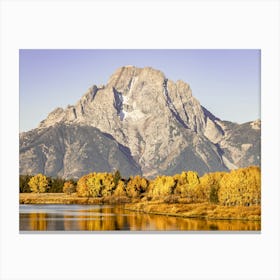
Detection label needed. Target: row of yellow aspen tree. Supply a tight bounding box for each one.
[26,166,260,206]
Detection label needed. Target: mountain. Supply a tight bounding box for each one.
[20,66,261,179]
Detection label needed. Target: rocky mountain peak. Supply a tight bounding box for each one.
[38,66,200,131]
[37,66,227,169]
[21,66,260,179]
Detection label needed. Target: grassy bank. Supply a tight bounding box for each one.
[124,201,261,221]
[19,193,131,205]
[19,193,260,221]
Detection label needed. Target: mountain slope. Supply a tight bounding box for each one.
[20,124,141,179]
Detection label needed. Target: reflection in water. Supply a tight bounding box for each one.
[19,205,261,231]
[29,213,47,231]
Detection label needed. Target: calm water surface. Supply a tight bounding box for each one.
[19,204,261,231]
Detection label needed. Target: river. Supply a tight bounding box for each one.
[19,204,261,231]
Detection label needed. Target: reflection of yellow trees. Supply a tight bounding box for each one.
[29,213,47,230]
[63,215,74,231]
[119,212,261,231]
[146,216,260,231]
[77,207,121,230]
[114,208,126,229]
[78,214,102,231]
[150,215,178,230]
[126,214,145,231]
[214,220,260,231]
[25,206,261,231]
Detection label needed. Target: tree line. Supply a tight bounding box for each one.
[20,166,261,206]
[20,174,76,193]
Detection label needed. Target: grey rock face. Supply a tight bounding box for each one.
[20,66,260,178]
[217,120,261,168]
[20,124,141,179]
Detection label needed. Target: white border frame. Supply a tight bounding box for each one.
[1,1,279,279]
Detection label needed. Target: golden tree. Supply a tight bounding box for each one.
[28,174,48,193]
[63,181,76,195]
[148,175,176,197]
[218,166,261,206]
[86,173,103,197]
[174,171,200,201]
[76,175,90,197]
[114,180,127,197]
[197,172,225,203]
[126,175,148,198]
[76,172,116,197]
[100,173,116,197]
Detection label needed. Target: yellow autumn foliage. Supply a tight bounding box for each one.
[197,172,226,203]
[76,175,90,197]
[28,174,48,193]
[53,165,261,206]
[114,180,127,197]
[63,181,76,195]
[174,171,200,201]
[148,175,176,197]
[218,166,260,206]
[76,172,116,197]
[126,175,148,198]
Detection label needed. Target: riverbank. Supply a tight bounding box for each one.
[19,193,131,204]
[124,201,261,221]
[19,193,261,221]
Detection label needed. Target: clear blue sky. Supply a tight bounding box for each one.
[20,49,260,132]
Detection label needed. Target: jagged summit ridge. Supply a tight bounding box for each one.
[39,66,207,134]
[20,66,260,179]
